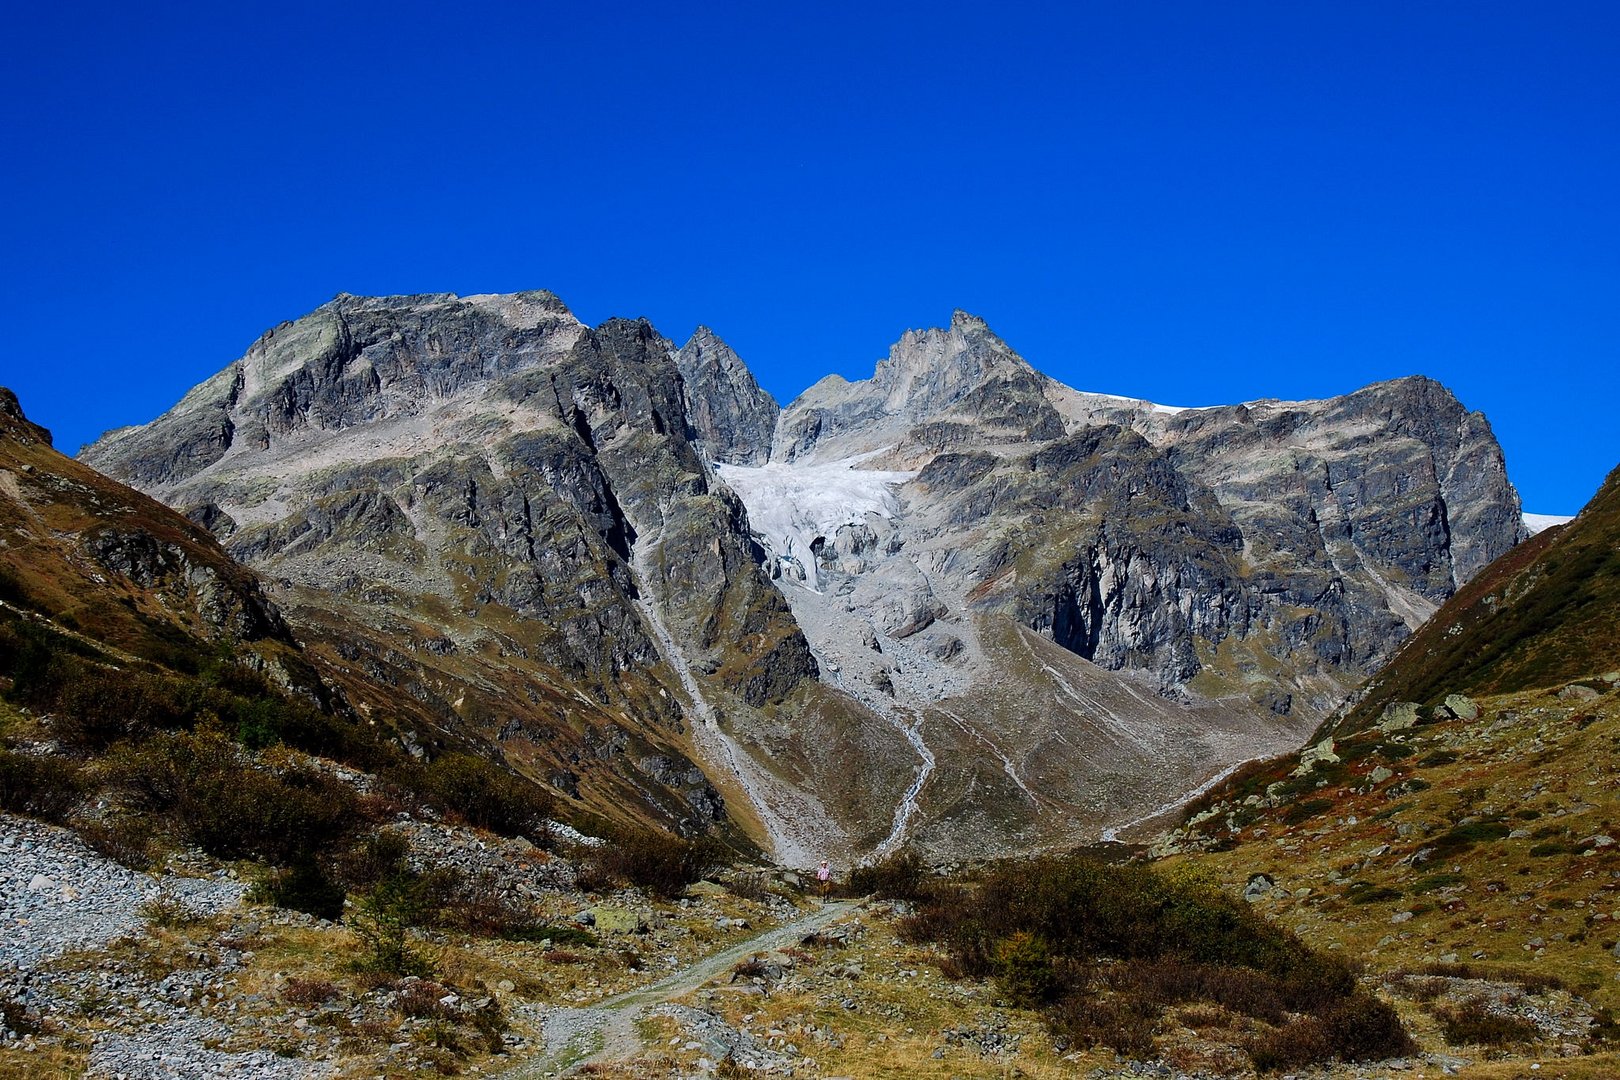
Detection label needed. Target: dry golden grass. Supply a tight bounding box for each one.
[0,1043,85,1080]
[1162,682,1620,1068]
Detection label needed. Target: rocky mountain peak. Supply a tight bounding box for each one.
[950,308,990,330]
[775,312,1053,462]
[876,311,1032,399]
[675,326,779,467]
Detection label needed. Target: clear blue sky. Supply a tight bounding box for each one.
[2,2,1615,513]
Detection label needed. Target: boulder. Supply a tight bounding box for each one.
[588,907,646,934]
[1376,702,1421,731]
[1441,693,1480,721]
[1291,739,1339,778]
[1243,873,1275,902]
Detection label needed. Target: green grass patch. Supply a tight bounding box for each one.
[1410,873,1466,894]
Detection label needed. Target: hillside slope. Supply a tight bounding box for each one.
[2,385,738,845]
[1145,460,1620,1066]
[1335,463,1620,734]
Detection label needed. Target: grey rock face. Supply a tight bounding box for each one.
[0,387,51,444]
[748,315,1523,714]
[676,326,779,466]
[81,293,826,850]
[776,310,1063,463]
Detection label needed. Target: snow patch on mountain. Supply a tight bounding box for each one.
[1523,512,1574,535]
[715,455,916,591]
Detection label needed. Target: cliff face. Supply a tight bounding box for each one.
[1333,460,1620,735]
[83,294,1527,862]
[675,327,779,467]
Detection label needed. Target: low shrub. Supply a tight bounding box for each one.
[76,815,155,870]
[53,669,191,750]
[582,829,721,900]
[1246,1016,1332,1072]
[505,924,597,947]
[1433,820,1510,852]
[994,931,1058,1006]
[0,992,43,1038]
[902,852,1408,1070]
[433,870,542,939]
[392,980,457,1020]
[1316,993,1416,1060]
[1104,959,1286,1023]
[1244,997,1412,1075]
[732,954,772,981]
[338,831,412,891]
[0,748,82,821]
[848,849,931,901]
[895,882,975,947]
[110,726,364,864]
[281,978,340,1007]
[258,855,347,921]
[1048,992,1157,1057]
[1348,884,1404,904]
[138,889,198,929]
[175,761,359,864]
[1283,797,1334,825]
[723,873,778,902]
[1410,872,1466,894]
[1435,998,1540,1046]
[397,752,554,839]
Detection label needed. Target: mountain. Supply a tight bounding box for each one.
[81,291,1527,863]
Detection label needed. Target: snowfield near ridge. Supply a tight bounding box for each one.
[1523,512,1574,535]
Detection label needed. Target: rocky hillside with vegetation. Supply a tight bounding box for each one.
[1333,462,1620,735]
[1136,459,1620,1074]
[0,384,746,847]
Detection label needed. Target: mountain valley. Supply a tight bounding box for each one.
[1,300,1616,1078]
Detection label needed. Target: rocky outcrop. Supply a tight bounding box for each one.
[676,327,779,467]
[776,310,1063,463]
[1,385,289,652]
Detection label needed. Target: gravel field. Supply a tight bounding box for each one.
[1,814,245,973]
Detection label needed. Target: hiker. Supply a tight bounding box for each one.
[816,859,831,894]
